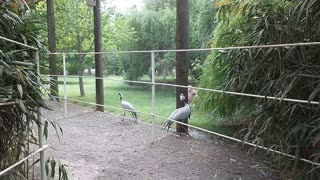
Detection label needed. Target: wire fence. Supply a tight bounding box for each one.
[2,25,320,178]
[45,41,320,168]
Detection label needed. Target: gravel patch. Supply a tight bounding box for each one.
[34,102,277,180]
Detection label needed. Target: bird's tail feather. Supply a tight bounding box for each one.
[163,120,173,132]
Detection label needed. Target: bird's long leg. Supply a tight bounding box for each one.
[122,111,126,121]
[132,112,138,122]
[167,122,172,132]
[163,121,168,129]
[182,125,191,137]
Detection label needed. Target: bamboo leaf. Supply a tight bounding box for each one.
[308,83,320,103]
[45,160,49,175]
[17,99,26,113]
[16,84,23,99]
[44,120,48,140]
[280,76,297,100]
[51,159,56,178]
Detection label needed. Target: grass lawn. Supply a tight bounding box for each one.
[58,75,234,135]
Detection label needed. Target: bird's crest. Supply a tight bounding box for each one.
[118,92,123,101]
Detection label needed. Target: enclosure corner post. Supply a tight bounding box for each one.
[63,53,68,118]
[36,50,46,180]
[151,51,156,139]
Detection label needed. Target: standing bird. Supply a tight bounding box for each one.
[118,93,138,121]
[163,93,191,135]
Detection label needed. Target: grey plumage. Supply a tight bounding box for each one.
[118,93,138,121]
[163,93,191,133]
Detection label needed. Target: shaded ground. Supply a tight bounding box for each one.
[37,102,277,179]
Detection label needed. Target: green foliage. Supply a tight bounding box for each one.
[34,0,137,73]
[189,0,217,80]
[46,157,68,180]
[199,0,320,177]
[0,0,43,177]
[0,1,67,179]
[121,0,176,80]
[120,0,217,81]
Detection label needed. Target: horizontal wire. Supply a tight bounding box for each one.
[153,82,320,105]
[53,96,154,117]
[47,41,320,55]
[48,50,151,55]
[67,75,152,85]
[105,77,152,84]
[155,114,320,167]
[0,145,49,176]
[45,74,320,105]
[42,74,153,85]
[41,74,61,78]
[0,36,38,51]
[51,94,320,167]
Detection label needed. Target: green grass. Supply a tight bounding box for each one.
[58,75,233,135]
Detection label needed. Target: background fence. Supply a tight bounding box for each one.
[46,41,320,167]
[2,34,320,179]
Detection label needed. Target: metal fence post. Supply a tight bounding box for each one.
[35,50,46,180]
[151,51,156,140]
[63,53,67,118]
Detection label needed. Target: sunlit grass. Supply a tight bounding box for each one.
[58,75,232,135]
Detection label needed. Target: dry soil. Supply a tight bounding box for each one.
[34,102,277,180]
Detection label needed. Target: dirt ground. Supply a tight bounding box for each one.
[36,102,277,180]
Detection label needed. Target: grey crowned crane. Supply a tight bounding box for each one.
[163,93,191,135]
[118,93,138,121]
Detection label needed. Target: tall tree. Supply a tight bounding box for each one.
[94,0,104,111]
[123,0,215,81]
[56,0,95,97]
[46,0,58,98]
[176,0,189,134]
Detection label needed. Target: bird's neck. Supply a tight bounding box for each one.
[119,97,122,102]
[181,100,188,106]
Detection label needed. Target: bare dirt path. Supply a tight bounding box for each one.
[39,102,277,180]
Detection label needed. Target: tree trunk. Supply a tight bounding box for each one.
[88,68,92,75]
[176,0,189,134]
[94,0,104,111]
[46,0,59,99]
[77,34,85,97]
[78,68,85,96]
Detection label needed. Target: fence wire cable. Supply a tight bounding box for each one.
[154,114,320,167]
[51,96,154,117]
[45,42,320,167]
[45,74,320,105]
[48,41,320,55]
[0,36,38,50]
[0,145,49,176]
[50,95,320,166]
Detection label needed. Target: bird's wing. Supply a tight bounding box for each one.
[171,106,191,120]
[163,109,179,129]
[188,105,191,119]
[168,109,179,120]
[121,101,136,112]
